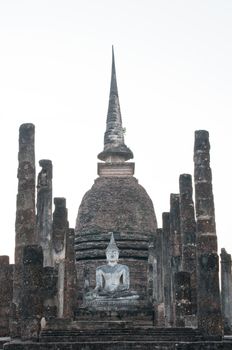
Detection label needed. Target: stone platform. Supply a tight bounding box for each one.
[3,316,232,349]
[40,326,204,342]
[4,320,232,350]
[74,303,154,325]
[3,338,232,350]
[3,325,232,349]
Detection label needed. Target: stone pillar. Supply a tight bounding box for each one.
[220,248,232,333]
[174,271,192,327]
[36,159,53,267]
[154,228,165,326]
[63,229,77,319]
[170,194,182,273]
[12,123,36,337]
[42,267,58,320]
[162,212,173,327]
[0,256,13,336]
[20,245,43,340]
[194,130,222,337]
[179,174,197,318]
[169,194,182,326]
[156,229,164,305]
[148,240,156,303]
[52,198,68,318]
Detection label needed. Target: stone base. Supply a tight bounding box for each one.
[3,339,232,350]
[74,302,154,327]
[82,295,141,311]
[3,327,232,349]
[4,319,232,349]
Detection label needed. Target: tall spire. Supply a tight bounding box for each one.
[98,47,133,162]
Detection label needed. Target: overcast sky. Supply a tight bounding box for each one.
[0,1,232,263]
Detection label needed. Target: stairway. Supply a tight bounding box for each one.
[40,327,204,343]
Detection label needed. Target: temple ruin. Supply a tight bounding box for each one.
[0,48,232,349]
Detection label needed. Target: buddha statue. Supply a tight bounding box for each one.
[84,233,139,304]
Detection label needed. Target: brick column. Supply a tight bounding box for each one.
[12,123,36,337]
[20,245,43,340]
[36,159,53,267]
[162,212,173,327]
[63,229,77,318]
[170,194,182,326]
[0,256,13,336]
[170,194,182,274]
[174,271,192,327]
[220,248,232,333]
[179,174,197,317]
[194,130,222,337]
[154,228,165,326]
[52,198,69,318]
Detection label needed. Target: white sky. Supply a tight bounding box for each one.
[0,1,232,263]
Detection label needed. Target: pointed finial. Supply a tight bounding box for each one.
[106,233,119,253]
[98,47,133,162]
[110,45,118,96]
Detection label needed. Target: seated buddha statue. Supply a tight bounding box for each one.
[84,233,138,302]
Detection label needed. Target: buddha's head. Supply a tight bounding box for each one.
[106,233,119,265]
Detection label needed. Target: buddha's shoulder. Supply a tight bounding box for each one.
[117,264,129,271]
[96,264,107,272]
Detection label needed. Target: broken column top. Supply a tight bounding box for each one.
[179,174,193,196]
[194,130,210,152]
[19,123,35,143]
[38,159,53,179]
[39,159,52,168]
[98,47,133,163]
[221,248,232,261]
[0,256,10,265]
[54,197,66,207]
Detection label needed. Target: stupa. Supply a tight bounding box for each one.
[75,47,157,314]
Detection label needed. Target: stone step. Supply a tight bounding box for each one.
[4,340,232,350]
[40,327,204,343]
[41,327,202,334]
[41,329,202,334]
[40,336,203,343]
[74,320,154,327]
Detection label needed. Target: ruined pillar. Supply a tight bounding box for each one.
[36,159,53,267]
[169,194,182,326]
[63,228,77,319]
[42,266,58,320]
[52,197,69,318]
[162,212,173,327]
[12,123,36,336]
[0,256,13,336]
[174,271,192,327]
[156,229,164,306]
[20,245,43,340]
[170,194,182,273]
[179,174,197,318]
[220,248,232,333]
[154,228,165,326]
[148,240,156,303]
[194,130,222,337]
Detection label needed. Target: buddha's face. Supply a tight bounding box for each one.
[106,249,119,263]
